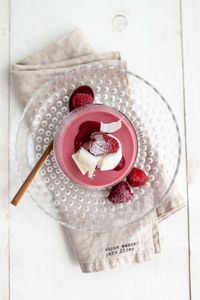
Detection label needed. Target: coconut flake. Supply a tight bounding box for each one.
[72,147,100,178]
[100,120,122,133]
[71,152,88,175]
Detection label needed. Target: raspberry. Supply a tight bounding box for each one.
[69,85,94,112]
[114,156,125,171]
[89,132,119,156]
[126,167,148,187]
[72,93,93,109]
[108,181,133,204]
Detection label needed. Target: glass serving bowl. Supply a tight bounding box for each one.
[16,64,181,232]
[54,104,138,188]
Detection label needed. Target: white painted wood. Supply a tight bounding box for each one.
[9,0,189,299]
[182,1,200,299]
[0,0,10,299]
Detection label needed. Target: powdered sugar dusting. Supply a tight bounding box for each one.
[108,181,133,204]
[89,133,108,156]
[89,132,119,156]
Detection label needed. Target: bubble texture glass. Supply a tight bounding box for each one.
[16,65,181,232]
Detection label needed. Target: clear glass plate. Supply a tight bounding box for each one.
[16,64,181,232]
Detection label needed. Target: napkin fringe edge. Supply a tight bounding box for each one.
[80,249,159,273]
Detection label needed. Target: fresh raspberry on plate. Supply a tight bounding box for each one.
[108,181,133,204]
[72,93,93,109]
[126,167,148,187]
[89,132,119,156]
[69,85,94,112]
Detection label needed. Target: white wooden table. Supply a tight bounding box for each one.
[0,0,200,299]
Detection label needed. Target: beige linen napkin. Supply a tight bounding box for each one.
[12,29,184,272]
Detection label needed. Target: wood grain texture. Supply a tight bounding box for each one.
[181,1,200,299]
[9,0,189,300]
[0,0,10,299]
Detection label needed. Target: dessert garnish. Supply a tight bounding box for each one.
[72,147,100,178]
[89,132,119,156]
[126,167,148,187]
[108,181,133,204]
[72,93,93,110]
[100,120,122,133]
[69,85,94,112]
[72,131,122,177]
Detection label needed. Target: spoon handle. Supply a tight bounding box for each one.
[11,140,54,206]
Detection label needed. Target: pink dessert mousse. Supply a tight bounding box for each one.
[54,104,138,188]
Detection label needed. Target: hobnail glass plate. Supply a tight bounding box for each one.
[16,64,181,231]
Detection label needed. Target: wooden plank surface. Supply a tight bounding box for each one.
[8,0,190,299]
[0,0,10,299]
[182,1,200,299]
